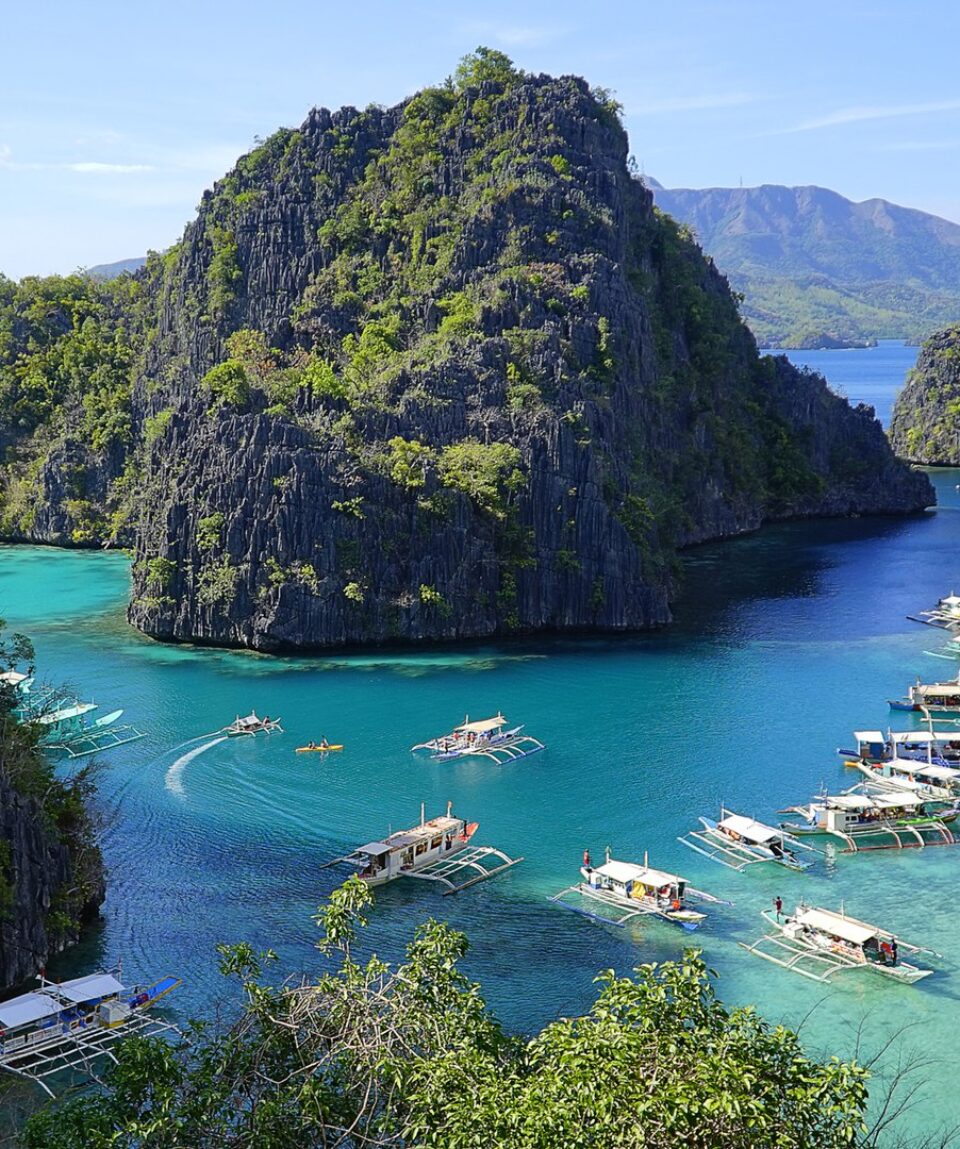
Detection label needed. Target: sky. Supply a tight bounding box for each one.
[4,0,960,279]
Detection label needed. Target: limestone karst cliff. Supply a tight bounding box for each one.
[889,325,960,464]
[0,53,934,650]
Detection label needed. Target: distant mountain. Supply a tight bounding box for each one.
[84,257,146,280]
[649,181,960,348]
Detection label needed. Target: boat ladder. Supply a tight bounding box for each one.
[0,1012,180,1097]
[405,846,524,894]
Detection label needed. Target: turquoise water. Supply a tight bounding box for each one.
[764,339,919,427]
[2,459,959,1132]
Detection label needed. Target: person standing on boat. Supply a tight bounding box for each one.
[583,848,591,869]
[774,896,783,921]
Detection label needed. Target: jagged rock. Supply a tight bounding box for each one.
[889,325,960,464]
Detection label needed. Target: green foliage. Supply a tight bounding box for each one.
[206,226,242,318]
[146,556,177,592]
[331,496,365,519]
[549,153,572,177]
[452,46,521,92]
[196,511,225,551]
[203,360,250,408]
[385,436,434,488]
[263,556,287,587]
[25,883,869,1149]
[143,407,173,445]
[294,562,320,594]
[302,356,347,400]
[342,580,364,603]
[436,290,480,338]
[197,556,238,608]
[438,439,525,518]
[419,583,451,616]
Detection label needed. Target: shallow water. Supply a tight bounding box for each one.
[2,471,959,1134]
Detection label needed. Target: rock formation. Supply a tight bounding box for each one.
[889,325,960,464]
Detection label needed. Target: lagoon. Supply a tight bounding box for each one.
[1,350,957,1137]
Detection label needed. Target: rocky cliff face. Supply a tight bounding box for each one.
[889,326,960,464]
[0,773,104,989]
[0,56,934,650]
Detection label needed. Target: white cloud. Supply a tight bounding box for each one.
[629,92,755,116]
[68,161,154,174]
[786,99,960,133]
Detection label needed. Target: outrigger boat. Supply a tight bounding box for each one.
[322,802,523,895]
[222,711,283,737]
[840,729,960,769]
[678,808,814,872]
[549,848,730,931]
[908,592,960,630]
[779,787,957,851]
[851,756,960,803]
[0,969,180,1096]
[889,676,960,716]
[739,903,938,985]
[30,701,146,760]
[411,713,545,763]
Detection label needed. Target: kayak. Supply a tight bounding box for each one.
[296,745,344,753]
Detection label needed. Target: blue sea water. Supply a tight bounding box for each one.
[1,344,957,1136]
[763,338,919,427]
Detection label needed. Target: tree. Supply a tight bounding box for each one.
[24,878,870,1149]
[202,360,251,409]
[452,47,521,92]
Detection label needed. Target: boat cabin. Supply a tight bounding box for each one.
[716,813,787,854]
[346,810,474,885]
[818,792,925,830]
[582,860,688,908]
[788,906,900,967]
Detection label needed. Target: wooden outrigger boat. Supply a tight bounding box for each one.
[889,676,960,716]
[222,711,283,737]
[549,848,731,931]
[739,903,938,984]
[0,969,180,1096]
[840,729,960,769]
[323,802,523,895]
[908,592,960,630]
[411,713,545,763]
[851,756,960,803]
[779,787,957,851]
[678,808,815,872]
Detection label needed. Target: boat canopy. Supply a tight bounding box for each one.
[827,792,924,810]
[454,715,507,734]
[52,973,125,1003]
[795,907,877,947]
[891,731,959,744]
[354,841,391,856]
[941,595,960,608]
[37,703,97,726]
[718,813,780,843]
[853,731,885,743]
[916,683,960,699]
[890,759,960,781]
[0,992,61,1029]
[594,860,682,887]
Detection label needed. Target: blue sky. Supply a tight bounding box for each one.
[4,0,960,279]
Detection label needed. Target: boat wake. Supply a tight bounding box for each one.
[165,737,227,797]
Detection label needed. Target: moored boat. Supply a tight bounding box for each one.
[839,728,960,769]
[550,848,730,930]
[779,787,957,851]
[0,969,181,1096]
[739,903,938,984]
[889,676,960,716]
[852,756,960,803]
[678,807,814,871]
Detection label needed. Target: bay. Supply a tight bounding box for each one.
[1,420,958,1136]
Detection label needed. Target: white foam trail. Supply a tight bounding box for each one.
[165,736,227,797]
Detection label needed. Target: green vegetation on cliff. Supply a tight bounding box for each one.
[890,325,960,463]
[25,877,869,1149]
[0,52,932,650]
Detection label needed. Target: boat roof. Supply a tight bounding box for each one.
[891,730,960,744]
[890,759,960,781]
[941,595,960,607]
[854,730,885,742]
[37,702,97,725]
[594,860,684,886]
[454,714,507,734]
[718,813,780,843]
[915,683,960,698]
[51,973,125,1003]
[827,792,924,810]
[795,906,878,946]
[0,670,29,686]
[356,815,463,855]
[0,991,62,1029]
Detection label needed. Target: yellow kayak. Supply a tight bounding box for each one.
[296,745,343,753]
